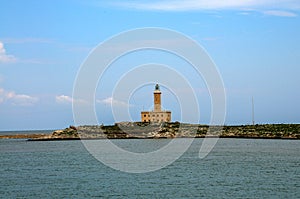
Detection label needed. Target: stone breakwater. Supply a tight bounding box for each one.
[23,123,300,141]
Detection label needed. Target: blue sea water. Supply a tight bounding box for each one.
[0,137,299,198]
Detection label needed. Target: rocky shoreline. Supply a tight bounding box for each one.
[8,122,300,141]
[1,122,299,141]
[0,134,48,139]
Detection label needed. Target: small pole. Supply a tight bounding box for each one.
[252,97,255,125]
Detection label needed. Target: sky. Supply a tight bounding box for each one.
[0,0,300,130]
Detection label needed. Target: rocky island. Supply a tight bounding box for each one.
[19,122,300,141]
[11,85,297,141]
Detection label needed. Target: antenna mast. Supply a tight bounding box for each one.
[252,96,255,125]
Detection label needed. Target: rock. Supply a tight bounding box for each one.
[69,125,77,130]
[26,123,300,140]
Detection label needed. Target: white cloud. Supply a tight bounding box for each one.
[0,41,51,65]
[55,95,87,104]
[97,97,132,107]
[111,0,299,16]
[1,37,53,44]
[56,95,130,107]
[263,10,297,17]
[0,87,38,106]
[56,95,73,104]
[0,41,17,63]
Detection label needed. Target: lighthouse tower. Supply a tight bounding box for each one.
[141,84,171,123]
[154,84,162,112]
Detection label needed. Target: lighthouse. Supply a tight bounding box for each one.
[141,84,171,123]
[154,84,162,112]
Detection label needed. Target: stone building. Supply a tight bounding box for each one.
[141,84,171,123]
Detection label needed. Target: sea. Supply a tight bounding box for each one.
[0,131,299,198]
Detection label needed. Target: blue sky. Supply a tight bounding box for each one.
[1,0,300,130]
